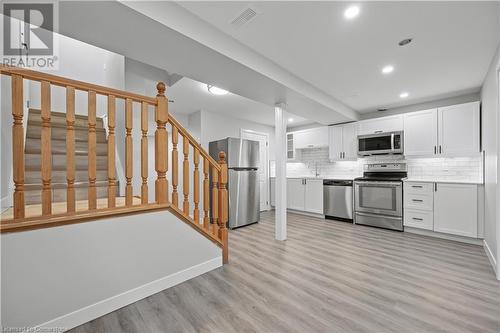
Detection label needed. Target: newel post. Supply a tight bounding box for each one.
[218,151,229,263]
[155,82,169,204]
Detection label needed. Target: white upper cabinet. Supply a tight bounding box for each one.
[294,126,329,149]
[437,102,480,156]
[328,125,343,161]
[357,114,403,136]
[403,101,480,158]
[328,123,357,161]
[342,123,358,160]
[404,109,438,157]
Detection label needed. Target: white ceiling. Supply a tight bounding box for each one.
[179,1,500,113]
[168,76,312,127]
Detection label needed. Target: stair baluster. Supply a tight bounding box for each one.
[193,148,200,223]
[203,157,210,230]
[11,74,25,219]
[211,166,219,237]
[171,126,179,207]
[141,102,148,204]
[125,98,133,206]
[88,91,97,210]
[41,81,52,215]
[107,95,117,208]
[183,135,190,215]
[66,87,76,212]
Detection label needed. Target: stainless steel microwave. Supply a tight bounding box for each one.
[357,131,403,156]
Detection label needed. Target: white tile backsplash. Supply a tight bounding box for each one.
[270,147,483,182]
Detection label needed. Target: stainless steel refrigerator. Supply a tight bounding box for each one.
[209,138,260,229]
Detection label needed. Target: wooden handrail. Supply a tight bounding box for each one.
[168,116,221,172]
[0,65,157,104]
[1,66,229,263]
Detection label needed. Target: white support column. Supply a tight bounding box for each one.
[274,103,287,240]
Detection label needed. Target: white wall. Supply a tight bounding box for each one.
[481,41,500,278]
[1,210,222,330]
[28,35,125,117]
[198,109,275,160]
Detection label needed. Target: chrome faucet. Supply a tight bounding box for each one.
[314,162,321,177]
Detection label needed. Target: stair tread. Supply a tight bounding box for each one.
[25,138,108,156]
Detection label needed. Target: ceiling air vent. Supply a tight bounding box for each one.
[230,7,258,28]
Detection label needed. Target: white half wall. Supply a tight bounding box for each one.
[480,41,500,279]
[1,211,222,330]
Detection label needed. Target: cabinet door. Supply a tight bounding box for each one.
[328,126,343,161]
[293,131,307,149]
[342,123,358,160]
[286,133,295,160]
[295,127,329,149]
[287,179,305,211]
[438,102,480,156]
[434,183,478,238]
[270,178,276,207]
[357,115,403,135]
[304,179,323,214]
[403,109,438,157]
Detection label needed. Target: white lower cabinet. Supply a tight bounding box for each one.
[434,183,478,238]
[270,178,323,214]
[404,181,479,238]
[287,179,305,211]
[404,209,434,230]
[304,179,323,214]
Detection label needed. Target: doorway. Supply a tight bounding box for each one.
[240,129,270,212]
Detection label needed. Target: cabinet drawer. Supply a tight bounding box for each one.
[404,182,434,195]
[404,209,433,230]
[404,193,433,211]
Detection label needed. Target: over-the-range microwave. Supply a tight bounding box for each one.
[357,131,403,156]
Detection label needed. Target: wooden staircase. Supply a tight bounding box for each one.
[0,65,228,263]
[24,109,113,205]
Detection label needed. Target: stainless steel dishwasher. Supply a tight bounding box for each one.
[323,179,353,221]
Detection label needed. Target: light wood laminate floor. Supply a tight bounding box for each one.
[70,211,500,333]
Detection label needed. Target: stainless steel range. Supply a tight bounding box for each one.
[354,163,407,231]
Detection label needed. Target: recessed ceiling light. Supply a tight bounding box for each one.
[288,118,294,123]
[399,92,409,98]
[344,5,360,19]
[382,65,394,74]
[207,85,229,95]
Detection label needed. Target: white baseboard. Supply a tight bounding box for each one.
[269,207,324,219]
[404,227,483,245]
[34,257,222,332]
[483,240,498,278]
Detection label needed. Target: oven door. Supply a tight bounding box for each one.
[354,181,402,217]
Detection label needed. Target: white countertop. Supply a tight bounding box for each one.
[403,178,484,185]
[270,176,357,180]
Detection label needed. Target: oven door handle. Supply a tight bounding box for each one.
[355,181,402,187]
[391,133,395,151]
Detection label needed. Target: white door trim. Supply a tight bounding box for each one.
[240,128,270,211]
